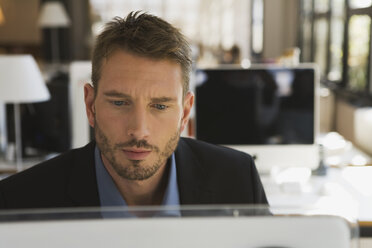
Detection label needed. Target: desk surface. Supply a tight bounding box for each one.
[261,132,372,230]
[263,167,372,216]
[261,166,372,238]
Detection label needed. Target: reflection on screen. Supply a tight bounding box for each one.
[195,67,315,145]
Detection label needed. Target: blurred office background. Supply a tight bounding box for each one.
[0,0,371,162]
[1,1,372,241]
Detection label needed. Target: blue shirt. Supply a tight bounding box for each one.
[94,146,180,217]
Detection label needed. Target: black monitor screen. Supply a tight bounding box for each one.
[195,67,315,145]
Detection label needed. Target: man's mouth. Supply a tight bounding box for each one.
[122,148,152,160]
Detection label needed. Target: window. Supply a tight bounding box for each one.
[314,0,329,13]
[251,0,264,55]
[89,0,251,66]
[349,0,372,8]
[314,18,329,76]
[299,0,314,62]
[347,1,372,94]
[312,0,330,78]
[328,0,345,81]
[299,0,372,97]
[347,15,371,91]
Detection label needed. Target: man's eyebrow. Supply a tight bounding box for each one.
[103,91,177,102]
[151,97,177,103]
[103,90,131,98]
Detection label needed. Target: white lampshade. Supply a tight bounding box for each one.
[0,55,50,103]
[38,1,70,28]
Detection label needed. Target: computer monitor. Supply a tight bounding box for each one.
[0,207,356,248]
[194,64,320,173]
[69,61,92,149]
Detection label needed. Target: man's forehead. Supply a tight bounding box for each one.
[103,49,180,69]
[98,51,183,91]
[101,52,181,78]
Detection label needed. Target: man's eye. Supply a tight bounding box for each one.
[112,101,125,106]
[153,104,168,110]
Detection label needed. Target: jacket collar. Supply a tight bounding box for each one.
[175,138,216,205]
[67,141,101,207]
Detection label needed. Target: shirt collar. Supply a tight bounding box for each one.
[94,146,180,217]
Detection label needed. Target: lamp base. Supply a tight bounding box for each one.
[13,103,23,172]
[0,102,7,156]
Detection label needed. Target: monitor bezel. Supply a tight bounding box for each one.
[193,63,320,173]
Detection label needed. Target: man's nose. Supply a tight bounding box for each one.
[126,107,150,140]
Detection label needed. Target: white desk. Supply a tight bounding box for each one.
[262,167,372,248]
[261,132,372,241]
[262,166,372,220]
[261,132,372,230]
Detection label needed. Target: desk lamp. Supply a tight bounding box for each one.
[0,55,50,171]
[38,1,70,63]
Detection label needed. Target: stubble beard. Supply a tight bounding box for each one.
[94,118,181,181]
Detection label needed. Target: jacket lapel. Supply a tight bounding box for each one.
[66,141,101,207]
[175,138,216,205]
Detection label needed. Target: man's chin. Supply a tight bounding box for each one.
[116,164,161,181]
[128,159,143,167]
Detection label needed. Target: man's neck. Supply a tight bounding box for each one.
[103,159,170,206]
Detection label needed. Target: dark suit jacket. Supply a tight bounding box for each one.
[0,138,268,209]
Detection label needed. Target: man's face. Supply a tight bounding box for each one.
[84,50,193,181]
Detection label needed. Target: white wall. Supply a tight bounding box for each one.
[0,0,41,44]
[335,98,372,156]
[263,0,299,59]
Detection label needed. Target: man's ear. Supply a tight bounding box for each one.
[180,92,194,133]
[84,83,96,128]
